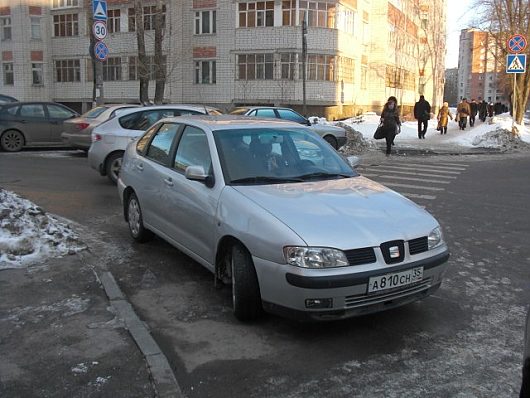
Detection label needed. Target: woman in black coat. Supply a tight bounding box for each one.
[380,96,401,155]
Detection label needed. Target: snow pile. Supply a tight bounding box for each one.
[336,121,376,154]
[471,127,530,151]
[0,189,86,268]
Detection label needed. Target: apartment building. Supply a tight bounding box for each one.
[457,28,505,104]
[443,67,458,105]
[0,0,446,118]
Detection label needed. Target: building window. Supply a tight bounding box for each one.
[237,54,273,80]
[53,14,79,36]
[52,0,79,8]
[1,17,11,41]
[32,63,44,85]
[107,9,121,33]
[280,53,296,80]
[299,1,336,28]
[31,17,42,39]
[128,5,166,32]
[195,10,216,34]
[128,56,167,80]
[55,59,80,82]
[335,4,353,34]
[361,65,367,89]
[238,1,274,28]
[282,0,296,26]
[195,60,216,84]
[103,57,122,81]
[340,57,354,83]
[306,54,335,81]
[3,63,14,85]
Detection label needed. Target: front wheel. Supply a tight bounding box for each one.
[105,152,124,184]
[1,130,24,152]
[231,244,262,321]
[127,192,153,243]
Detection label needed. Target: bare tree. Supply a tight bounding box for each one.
[134,0,149,104]
[153,0,166,104]
[472,0,530,124]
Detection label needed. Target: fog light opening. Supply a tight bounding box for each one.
[305,298,333,309]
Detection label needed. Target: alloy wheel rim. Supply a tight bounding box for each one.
[128,198,140,236]
[110,158,122,180]
[2,132,22,150]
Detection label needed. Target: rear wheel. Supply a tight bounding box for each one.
[230,244,262,321]
[105,152,124,184]
[0,130,24,152]
[127,192,153,243]
[323,135,338,149]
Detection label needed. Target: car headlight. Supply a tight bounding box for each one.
[428,226,444,249]
[283,247,349,268]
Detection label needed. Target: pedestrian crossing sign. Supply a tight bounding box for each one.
[92,0,107,21]
[506,54,526,73]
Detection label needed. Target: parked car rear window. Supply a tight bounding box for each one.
[145,123,179,164]
[82,106,109,118]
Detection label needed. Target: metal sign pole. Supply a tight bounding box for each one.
[512,73,516,134]
[302,14,307,116]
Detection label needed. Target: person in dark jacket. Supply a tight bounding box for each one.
[380,96,401,156]
[413,95,431,139]
[469,99,478,127]
[478,98,488,122]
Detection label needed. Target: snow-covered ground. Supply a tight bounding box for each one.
[311,111,530,151]
[0,189,86,269]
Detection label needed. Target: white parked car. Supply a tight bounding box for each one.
[88,104,221,183]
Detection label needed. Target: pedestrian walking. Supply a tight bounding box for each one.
[469,99,478,127]
[413,95,431,139]
[478,98,488,122]
[487,102,494,118]
[437,102,453,135]
[380,96,401,156]
[457,98,471,130]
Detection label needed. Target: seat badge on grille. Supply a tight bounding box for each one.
[389,246,400,258]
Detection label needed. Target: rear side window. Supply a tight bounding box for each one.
[47,104,75,119]
[145,123,180,164]
[277,109,307,124]
[20,104,45,118]
[255,109,277,118]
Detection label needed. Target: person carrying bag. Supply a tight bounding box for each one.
[377,96,401,156]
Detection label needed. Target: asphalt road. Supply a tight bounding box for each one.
[1,149,530,397]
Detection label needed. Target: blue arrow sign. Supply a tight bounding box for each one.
[506,54,526,73]
[92,0,107,21]
[94,41,109,61]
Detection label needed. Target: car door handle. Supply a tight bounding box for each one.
[136,164,144,171]
[163,178,173,187]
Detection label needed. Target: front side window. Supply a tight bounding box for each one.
[31,17,42,39]
[47,104,75,119]
[32,63,43,85]
[173,126,211,173]
[255,109,277,118]
[103,57,122,81]
[55,59,80,82]
[1,17,11,40]
[3,63,14,85]
[237,54,273,80]
[53,13,79,37]
[20,104,45,118]
[145,123,179,164]
[195,10,216,34]
[194,61,216,84]
[238,1,274,28]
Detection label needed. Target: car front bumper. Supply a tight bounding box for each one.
[253,249,450,321]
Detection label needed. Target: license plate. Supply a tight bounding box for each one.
[367,267,423,293]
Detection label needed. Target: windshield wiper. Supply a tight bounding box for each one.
[230,176,303,184]
[296,172,352,181]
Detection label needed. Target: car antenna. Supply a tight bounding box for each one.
[203,104,208,115]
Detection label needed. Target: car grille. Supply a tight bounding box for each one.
[344,247,376,266]
[408,236,428,255]
[344,278,433,308]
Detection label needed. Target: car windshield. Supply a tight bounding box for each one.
[82,106,109,118]
[214,127,357,185]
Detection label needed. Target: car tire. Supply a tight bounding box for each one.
[127,192,153,243]
[105,152,124,184]
[323,135,338,149]
[231,244,262,321]
[0,130,24,152]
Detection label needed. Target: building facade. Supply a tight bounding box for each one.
[443,67,457,106]
[457,28,506,104]
[1,0,446,118]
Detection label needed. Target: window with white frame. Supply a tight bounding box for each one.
[2,63,14,85]
[53,13,79,36]
[237,53,273,80]
[52,0,79,8]
[103,57,122,81]
[340,57,354,83]
[128,5,166,31]
[335,4,354,34]
[32,63,43,85]
[306,54,335,81]
[1,17,11,41]
[280,53,296,80]
[128,56,167,80]
[31,17,42,39]
[195,10,216,34]
[238,1,274,28]
[195,60,216,84]
[55,59,80,82]
[298,1,335,28]
[282,0,296,26]
[107,9,121,33]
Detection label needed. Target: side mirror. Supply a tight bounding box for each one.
[346,155,360,169]
[185,165,215,188]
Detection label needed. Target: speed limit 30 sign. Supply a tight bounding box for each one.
[93,21,107,41]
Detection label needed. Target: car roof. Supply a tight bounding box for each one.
[115,104,215,117]
[237,106,294,111]
[157,115,307,131]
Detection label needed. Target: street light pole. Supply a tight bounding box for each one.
[302,14,307,116]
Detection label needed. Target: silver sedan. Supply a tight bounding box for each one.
[118,116,450,321]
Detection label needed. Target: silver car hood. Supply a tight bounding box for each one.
[232,176,437,249]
